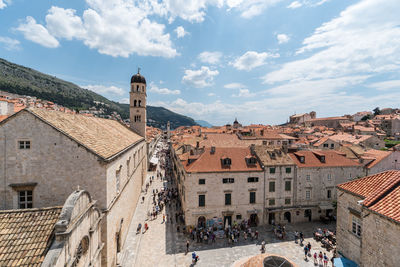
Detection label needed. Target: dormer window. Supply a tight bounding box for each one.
[246,156,257,165]
[299,156,305,163]
[221,157,231,166]
[320,156,325,163]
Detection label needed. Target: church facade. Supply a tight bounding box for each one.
[0,72,148,267]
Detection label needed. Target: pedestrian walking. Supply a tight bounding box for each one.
[323,253,328,267]
[162,214,165,223]
[313,252,318,265]
[318,251,323,265]
[304,245,308,260]
[186,240,190,254]
[299,232,304,245]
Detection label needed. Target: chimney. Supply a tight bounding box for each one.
[196,141,200,148]
[210,146,216,154]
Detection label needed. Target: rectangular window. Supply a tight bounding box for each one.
[352,216,362,237]
[249,192,256,204]
[306,190,311,199]
[225,193,231,205]
[327,174,332,181]
[222,178,234,184]
[18,140,31,149]
[236,214,242,220]
[116,169,121,192]
[330,143,334,149]
[327,189,332,199]
[269,167,276,174]
[269,198,275,205]
[198,195,205,207]
[247,177,259,183]
[285,180,291,191]
[323,143,329,148]
[285,198,291,205]
[306,174,311,181]
[269,181,275,192]
[18,190,33,209]
[199,179,205,185]
[285,167,291,173]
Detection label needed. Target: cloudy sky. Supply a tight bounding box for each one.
[1,0,400,125]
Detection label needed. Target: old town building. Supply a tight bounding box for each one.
[0,72,148,266]
[173,146,264,227]
[336,170,400,267]
[289,150,364,221]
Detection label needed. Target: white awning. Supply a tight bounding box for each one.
[319,203,334,210]
[150,157,159,165]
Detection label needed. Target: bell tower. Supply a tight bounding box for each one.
[130,68,146,137]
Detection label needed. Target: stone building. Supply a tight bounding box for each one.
[289,111,316,125]
[0,72,148,266]
[253,146,297,224]
[0,107,146,267]
[336,170,400,267]
[173,146,264,227]
[289,150,364,221]
[0,190,102,267]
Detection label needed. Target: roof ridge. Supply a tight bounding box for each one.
[0,206,62,214]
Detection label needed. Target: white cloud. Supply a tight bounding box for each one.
[175,26,188,38]
[83,84,125,96]
[45,6,86,40]
[119,98,130,104]
[231,51,279,71]
[0,0,11,9]
[148,84,181,94]
[224,83,246,89]
[0,36,20,50]
[277,33,290,44]
[16,16,59,48]
[182,66,219,88]
[208,92,216,96]
[264,0,400,85]
[368,80,400,91]
[226,0,284,18]
[20,2,178,58]
[198,51,223,65]
[232,89,255,97]
[287,1,302,9]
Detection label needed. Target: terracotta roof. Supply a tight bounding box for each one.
[0,115,8,122]
[0,207,62,266]
[289,150,361,168]
[254,146,295,166]
[338,170,400,223]
[182,147,263,173]
[7,108,143,160]
[363,149,392,168]
[310,116,348,121]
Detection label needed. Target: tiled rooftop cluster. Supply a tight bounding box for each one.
[0,207,62,266]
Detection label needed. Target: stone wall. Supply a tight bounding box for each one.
[336,189,362,264]
[183,171,264,227]
[361,210,400,267]
[0,112,106,209]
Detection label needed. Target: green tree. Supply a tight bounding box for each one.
[373,107,381,116]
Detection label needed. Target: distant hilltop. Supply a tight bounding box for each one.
[0,57,198,129]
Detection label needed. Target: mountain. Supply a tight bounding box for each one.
[0,58,197,129]
[195,120,213,127]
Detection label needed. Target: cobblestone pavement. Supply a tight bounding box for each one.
[120,150,336,267]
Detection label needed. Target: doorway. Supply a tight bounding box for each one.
[197,216,206,228]
[305,209,312,222]
[224,215,232,228]
[268,213,275,225]
[284,211,291,223]
[250,214,258,227]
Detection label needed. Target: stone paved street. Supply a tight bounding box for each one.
[120,144,336,267]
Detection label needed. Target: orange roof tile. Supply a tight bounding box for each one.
[289,150,361,168]
[338,170,400,223]
[182,147,263,173]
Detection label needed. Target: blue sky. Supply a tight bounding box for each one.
[1,0,400,125]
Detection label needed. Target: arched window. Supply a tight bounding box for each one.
[133,100,137,107]
[137,85,139,92]
[138,100,141,107]
[142,85,145,91]
[138,115,141,122]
